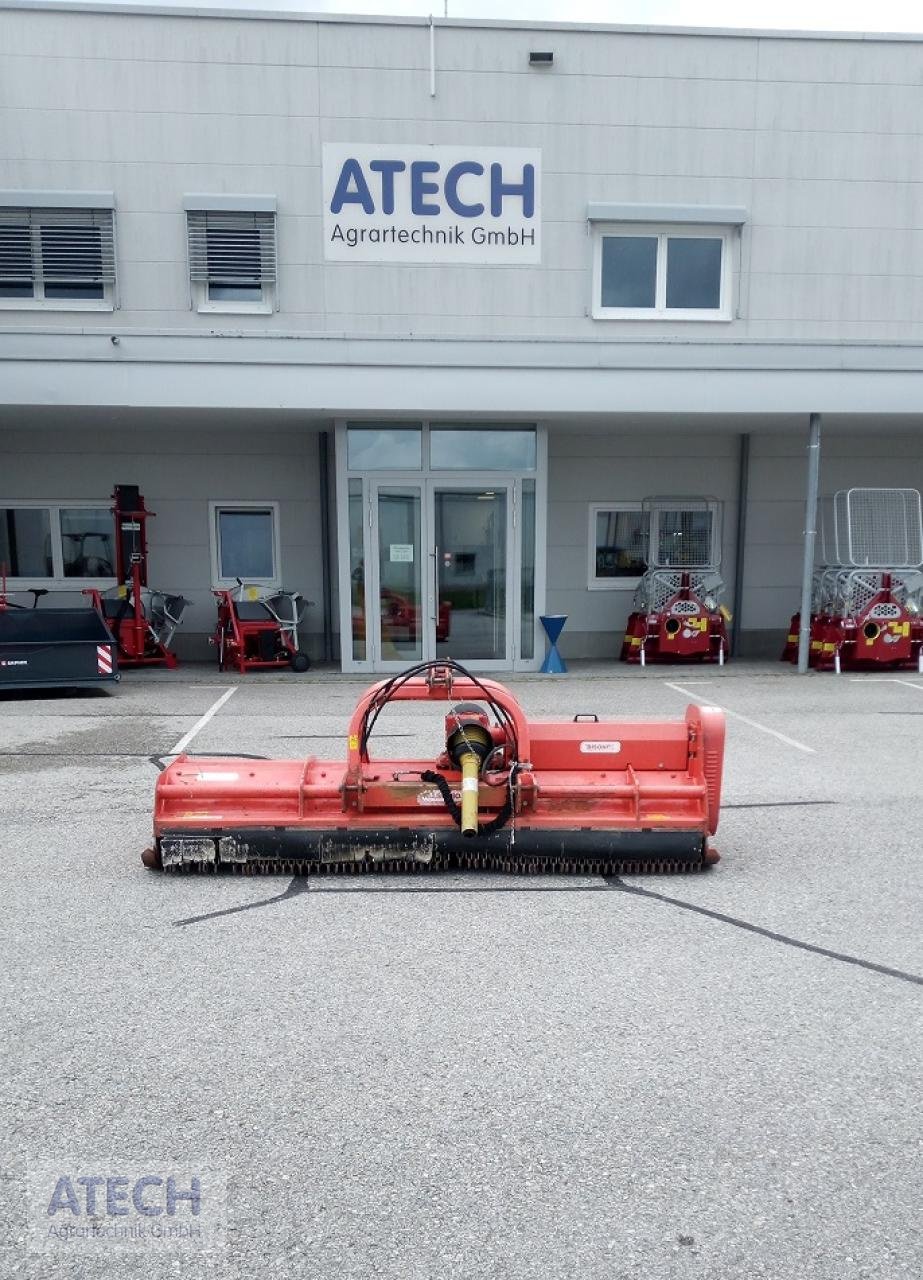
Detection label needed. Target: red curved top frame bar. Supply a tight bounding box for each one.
[345,674,532,769]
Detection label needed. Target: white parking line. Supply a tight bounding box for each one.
[664,682,816,754]
[848,677,923,691]
[167,687,237,756]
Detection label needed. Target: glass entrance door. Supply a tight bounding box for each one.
[368,481,512,669]
[374,485,424,666]
[433,487,508,664]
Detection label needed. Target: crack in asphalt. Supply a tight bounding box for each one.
[171,877,609,925]
[604,877,923,988]
[171,868,922,987]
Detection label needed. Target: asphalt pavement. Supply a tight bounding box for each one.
[1,662,921,1280]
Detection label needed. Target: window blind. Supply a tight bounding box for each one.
[186,210,277,285]
[0,207,116,286]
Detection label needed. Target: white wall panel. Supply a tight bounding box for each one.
[2,10,923,345]
[315,66,757,132]
[0,424,326,648]
[748,272,918,325]
[0,10,320,65]
[545,430,740,637]
[756,36,923,86]
[751,178,923,232]
[0,55,320,122]
[739,433,923,637]
[324,263,586,322]
[755,77,923,136]
[318,23,758,81]
[749,225,923,279]
[754,129,923,185]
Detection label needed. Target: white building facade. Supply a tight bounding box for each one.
[2,3,923,668]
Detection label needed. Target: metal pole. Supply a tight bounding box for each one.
[797,413,822,673]
[731,432,750,658]
[318,430,334,664]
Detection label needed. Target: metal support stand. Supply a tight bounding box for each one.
[797,413,822,674]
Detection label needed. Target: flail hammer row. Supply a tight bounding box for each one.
[163,852,704,877]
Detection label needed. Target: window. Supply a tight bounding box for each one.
[186,204,277,313]
[0,508,53,577]
[0,503,115,581]
[60,508,117,577]
[587,206,745,321]
[344,425,538,473]
[346,426,423,471]
[588,499,721,588]
[588,505,647,588]
[594,226,729,319]
[430,427,537,471]
[211,503,280,586]
[0,204,116,309]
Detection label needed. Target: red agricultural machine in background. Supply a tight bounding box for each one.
[143,659,725,876]
[782,488,923,673]
[621,497,730,666]
[213,578,312,673]
[83,485,188,668]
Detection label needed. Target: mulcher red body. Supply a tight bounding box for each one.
[144,660,725,877]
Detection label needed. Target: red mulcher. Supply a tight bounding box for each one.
[143,659,725,877]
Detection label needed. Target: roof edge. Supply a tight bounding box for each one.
[1,0,922,43]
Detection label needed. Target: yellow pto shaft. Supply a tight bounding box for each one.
[459,751,481,837]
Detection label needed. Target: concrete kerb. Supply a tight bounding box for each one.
[109,658,816,687]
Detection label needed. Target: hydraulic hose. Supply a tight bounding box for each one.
[419,770,514,838]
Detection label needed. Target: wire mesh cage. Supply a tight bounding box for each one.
[831,488,923,568]
[642,497,721,570]
[818,495,837,565]
[632,569,725,614]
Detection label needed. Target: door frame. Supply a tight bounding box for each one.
[335,424,547,673]
[367,477,516,672]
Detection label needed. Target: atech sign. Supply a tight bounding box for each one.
[322,145,541,264]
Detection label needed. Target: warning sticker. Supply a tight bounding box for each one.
[417,788,461,805]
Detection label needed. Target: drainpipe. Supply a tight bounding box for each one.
[429,16,436,97]
[731,432,750,657]
[797,413,822,674]
[318,430,334,664]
